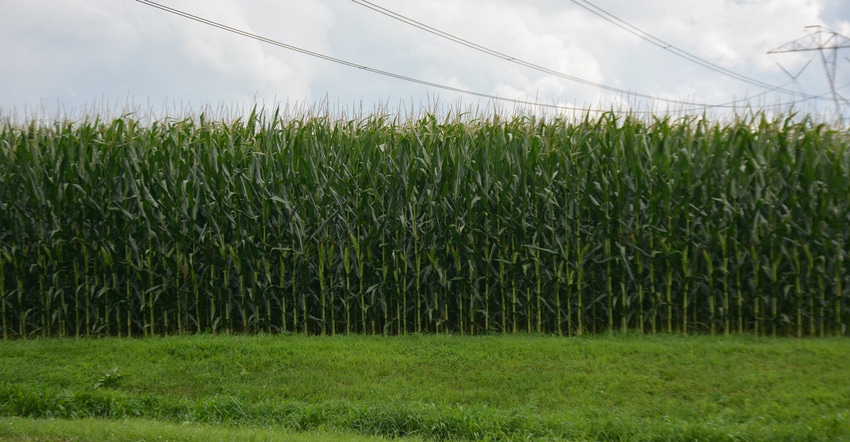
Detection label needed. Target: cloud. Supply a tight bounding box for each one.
[0,0,845,118]
[0,0,333,115]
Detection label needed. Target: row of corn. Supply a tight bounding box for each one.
[0,109,847,337]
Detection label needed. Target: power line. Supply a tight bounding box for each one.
[135,0,807,116]
[569,0,825,100]
[351,0,823,111]
[135,0,632,114]
[351,0,726,108]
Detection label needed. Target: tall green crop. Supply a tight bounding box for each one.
[0,109,848,337]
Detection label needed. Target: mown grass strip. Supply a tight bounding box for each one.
[0,334,848,441]
[0,416,407,442]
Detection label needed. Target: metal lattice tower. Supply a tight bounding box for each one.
[768,26,850,115]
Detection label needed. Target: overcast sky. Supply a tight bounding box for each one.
[2,0,849,120]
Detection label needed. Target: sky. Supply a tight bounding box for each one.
[2,0,850,120]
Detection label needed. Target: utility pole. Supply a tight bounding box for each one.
[768,26,850,116]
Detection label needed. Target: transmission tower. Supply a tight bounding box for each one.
[768,25,850,115]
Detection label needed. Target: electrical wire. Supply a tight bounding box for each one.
[352,0,721,108]
[135,0,635,114]
[569,0,826,100]
[135,0,813,115]
[350,0,825,110]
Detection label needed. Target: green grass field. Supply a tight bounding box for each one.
[1,334,848,441]
[0,416,406,442]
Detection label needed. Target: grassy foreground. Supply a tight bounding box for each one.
[0,416,406,442]
[1,334,849,441]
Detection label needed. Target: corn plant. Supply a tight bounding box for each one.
[0,109,848,337]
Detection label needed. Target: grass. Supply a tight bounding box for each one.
[1,333,848,441]
[0,416,408,441]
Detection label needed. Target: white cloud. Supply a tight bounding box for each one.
[0,0,847,118]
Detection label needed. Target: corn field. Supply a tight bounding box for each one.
[0,109,848,338]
